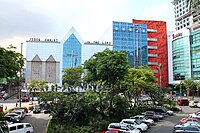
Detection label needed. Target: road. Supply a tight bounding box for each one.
[21,111,51,133]
[0,99,51,133]
[147,106,200,133]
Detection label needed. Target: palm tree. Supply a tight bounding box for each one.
[184,78,196,96]
[195,81,200,96]
[158,63,163,89]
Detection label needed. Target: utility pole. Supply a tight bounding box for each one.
[19,43,23,108]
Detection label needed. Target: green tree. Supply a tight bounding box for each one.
[84,49,129,90]
[123,66,156,107]
[83,49,129,115]
[0,46,25,79]
[195,81,200,96]
[62,66,83,91]
[184,78,196,96]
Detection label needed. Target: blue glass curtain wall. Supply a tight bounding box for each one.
[113,21,148,68]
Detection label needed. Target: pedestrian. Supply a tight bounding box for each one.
[16,102,18,107]
[5,106,7,110]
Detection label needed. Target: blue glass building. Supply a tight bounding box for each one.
[61,27,84,69]
[113,21,148,67]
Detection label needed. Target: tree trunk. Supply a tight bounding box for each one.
[187,89,190,96]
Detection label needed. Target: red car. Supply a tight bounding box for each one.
[179,117,199,124]
[21,96,30,102]
[104,129,126,133]
[177,99,189,106]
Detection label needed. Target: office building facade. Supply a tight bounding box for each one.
[172,0,200,31]
[113,20,168,88]
[170,0,200,84]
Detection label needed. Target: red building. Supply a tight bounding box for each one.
[132,19,168,88]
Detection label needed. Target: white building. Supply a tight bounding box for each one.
[82,41,113,64]
[26,38,62,85]
[172,0,200,31]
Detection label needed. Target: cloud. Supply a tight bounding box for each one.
[0,0,56,41]
[141,2,175,31]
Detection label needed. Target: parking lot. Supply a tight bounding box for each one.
[144,106,200,133]
[0,99,51,133]
[2,98,200,133]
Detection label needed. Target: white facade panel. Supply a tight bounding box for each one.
[26,41,61,61]
[82,43,113,64]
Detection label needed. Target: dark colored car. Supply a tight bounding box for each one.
[3,116,20,123]
[143,111,160,122]
[147,106,169,116]
[177,99,189,106]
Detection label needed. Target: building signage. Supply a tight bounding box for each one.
[172,32,183,39]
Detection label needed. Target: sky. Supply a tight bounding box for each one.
[0,0,175,54]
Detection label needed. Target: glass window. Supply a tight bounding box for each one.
[17,125,23,129]
[9,126,16,131]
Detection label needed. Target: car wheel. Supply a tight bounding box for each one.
[138,128,143,132]
[26,131,30,133]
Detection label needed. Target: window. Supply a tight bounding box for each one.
[25,124,31,128]
[17,125,23,129]
[9,126,16,131]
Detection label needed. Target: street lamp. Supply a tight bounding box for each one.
[131,25,142,68]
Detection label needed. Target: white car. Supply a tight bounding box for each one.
[188,111,200,118]
[131,115,154,126]
[12,109,26,118]
[108,123,141,133]
[174,121,200,129]
[6,113,21,120]
[8,123,33,133]
[120,119,148,132]
[189,100,198,107]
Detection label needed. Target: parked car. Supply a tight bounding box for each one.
[120,119,148,132]
[179,117,200,124]
[131,115,154,127]
[3,116,20,123]
[107,123,141,133]
[188,111,200,118]
[8,123,33,133]
[174,121,200,130]
[21,96,30,102]
[143,111,162,121]
[6,113,21,120]
[189,100,199,108]
[104,129,123,133]
[174,126,200,133]
[33,105,41,114]
[177,99,189,106]
[11,110,25,119]
[147,106,173,116]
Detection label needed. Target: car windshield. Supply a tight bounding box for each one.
[144,116,149,120]
[135,119,141,124]
[126,125,134,130]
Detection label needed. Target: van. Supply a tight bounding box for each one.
[8,123,33,133]
[177,99,189,106]
[189,100,198,107]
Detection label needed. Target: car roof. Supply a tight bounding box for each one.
[8,123,30,127]
[121,118,136,121]
[134,115,144,117]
